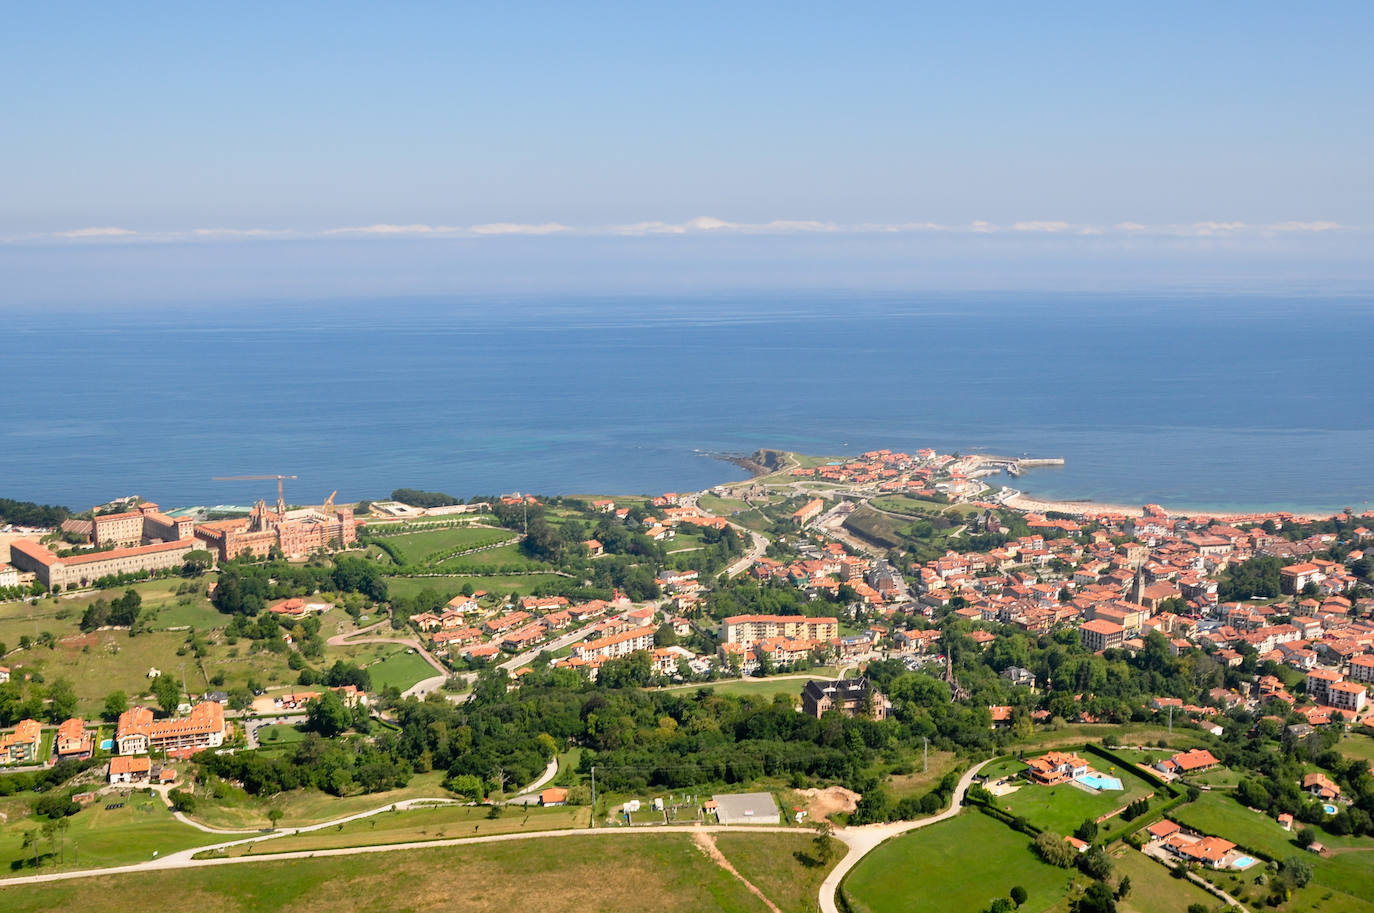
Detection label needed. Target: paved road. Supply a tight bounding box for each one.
[817,759,991,913]
[505,757,561,805]
[243,713,308,749]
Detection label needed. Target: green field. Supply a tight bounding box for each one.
[365,648,437,692]
[1111,846,1218,913]
[0,833,797,913]
[996,761,1154,835]
[375,527,514,565]
[1337,733,1374,764]
[715,832,843,913]
[0,789,214,874]
[843,812,1075,913]
[433,543,550,573]
[184,772,453,830]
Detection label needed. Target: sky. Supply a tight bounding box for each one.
[3,2,1372,303]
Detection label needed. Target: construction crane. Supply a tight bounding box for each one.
[322,490,337,515]
[212,474,298,516]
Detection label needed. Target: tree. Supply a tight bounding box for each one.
[46,678,77,722]
[1080,845,1113,881]
[1075,818,1099,842]
[1295,826,1317,849]
[152,673,181,714]
[181,549,213,576]
[1010,886,1028,908]
[1115,875,1131,899]
[267,808,283,830]
[1075,881,1116,913]
[1282,855,1314,887]
[987,899,1013,913]
[1034,831,1078,868]
[102,690,129,721]
[811,821,836,865]
[306,689,351,737]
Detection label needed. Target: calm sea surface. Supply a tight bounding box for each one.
[4,292,1372,515]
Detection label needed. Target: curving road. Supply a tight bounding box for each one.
[327,617,450,698]
[817,759,992,913]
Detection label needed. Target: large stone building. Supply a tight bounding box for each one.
[801,678,891,720]
[92,503,195,548]
[116,702,226,755]
[9,537,198,590]
[195,502,356,562]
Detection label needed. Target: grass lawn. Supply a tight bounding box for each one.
[365,649,438,692]
[996,762,1154,835]
[375,527,514,565]
[714,831,844,913]
[1337,733,1374,764]
[0,834,782,913]
[1010,725,1210,753]
[843,811,1076,913]
[1111,847,1217,913]
[254,723,307,747]
[214,803,590,857]
[433,543,550,573]
[0,789,215,874]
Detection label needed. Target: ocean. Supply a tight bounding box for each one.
[4,291,1372,515]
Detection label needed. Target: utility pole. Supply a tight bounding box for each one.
[923,736,929,772]
[1168,703,1173,735]
[590,766,597,828]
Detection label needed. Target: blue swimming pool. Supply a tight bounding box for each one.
[1324,804,1338,815]
[1233,856,1256,868]
[1076,773,1123,791]
[100,738,113,751]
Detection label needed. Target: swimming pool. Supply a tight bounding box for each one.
[99,738,113,751]
[1076,773,1123,791]
[1323,804,1338,815]
[1232,856,1256,869]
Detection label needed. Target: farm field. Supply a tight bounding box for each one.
[842,811,1074,913]
[213,803,589,857]
[0,833,792,913]
[0,789,215,874]
[1337,733,1374,764]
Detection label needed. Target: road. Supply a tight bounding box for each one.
[243,713,308,749]
[504,756,561,805]
[817,758,991,913]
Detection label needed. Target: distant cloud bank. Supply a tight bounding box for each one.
[8,217,1360,245]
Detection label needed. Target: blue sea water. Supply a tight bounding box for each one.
[3,291,1372,515]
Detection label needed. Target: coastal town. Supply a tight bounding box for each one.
[2,447,1374,913]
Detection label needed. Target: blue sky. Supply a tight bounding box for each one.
[3,2,1371,300]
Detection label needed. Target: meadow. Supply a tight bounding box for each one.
[842,811,1075,913]
[0,833,801,913]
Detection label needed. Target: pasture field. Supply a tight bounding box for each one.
[0,834,791,913]
[1110,846,1217,913]
[183,772,453,830]
[714,831,844,913]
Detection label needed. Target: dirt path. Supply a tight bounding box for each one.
[691,831,781,913]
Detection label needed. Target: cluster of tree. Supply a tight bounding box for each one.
[390,489,464,508]
[0,677,78,725]
[78,588,143,632]
[1217,556,1285,601]
[197,732,411,797]
[0,758,97,797]
[0,497,70,528]
[212,557,386,615]
[1118,796,1151,821]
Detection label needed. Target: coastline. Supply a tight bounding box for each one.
[1001,491,1336,523]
